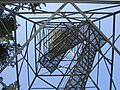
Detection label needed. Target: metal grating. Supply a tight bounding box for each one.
[39,24,84,73]
[65,44,97,89]
[39,21,106,73]
[65,21,106,89]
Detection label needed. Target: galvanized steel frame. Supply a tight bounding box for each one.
[0,2,120,90]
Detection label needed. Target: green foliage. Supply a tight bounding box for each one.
[0,12,15,67]
[2,81,18,90]
[0,36,14,66]
[9,3,46,13]
[0,3,46,89]
[0,3,46,67]
[0,17,15,37]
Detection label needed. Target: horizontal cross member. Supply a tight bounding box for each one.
[0,0,120,4]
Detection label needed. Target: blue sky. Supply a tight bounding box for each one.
[0,3,120,90]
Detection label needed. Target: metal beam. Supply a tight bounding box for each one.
[0,3,67,73]
[0,80,7,88]
[71,3,120,56]
[110,14,116,90]
[16,11,113,15]
[0,0,120,4]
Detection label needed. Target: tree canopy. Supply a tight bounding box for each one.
[0,3,46,67]
[0,3,46,89]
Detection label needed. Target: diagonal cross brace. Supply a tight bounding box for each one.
[64,21,105,89]
[65,44,98,90]
[39,26,84,73]
[0,3,68,73]
[71,3,120,56]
